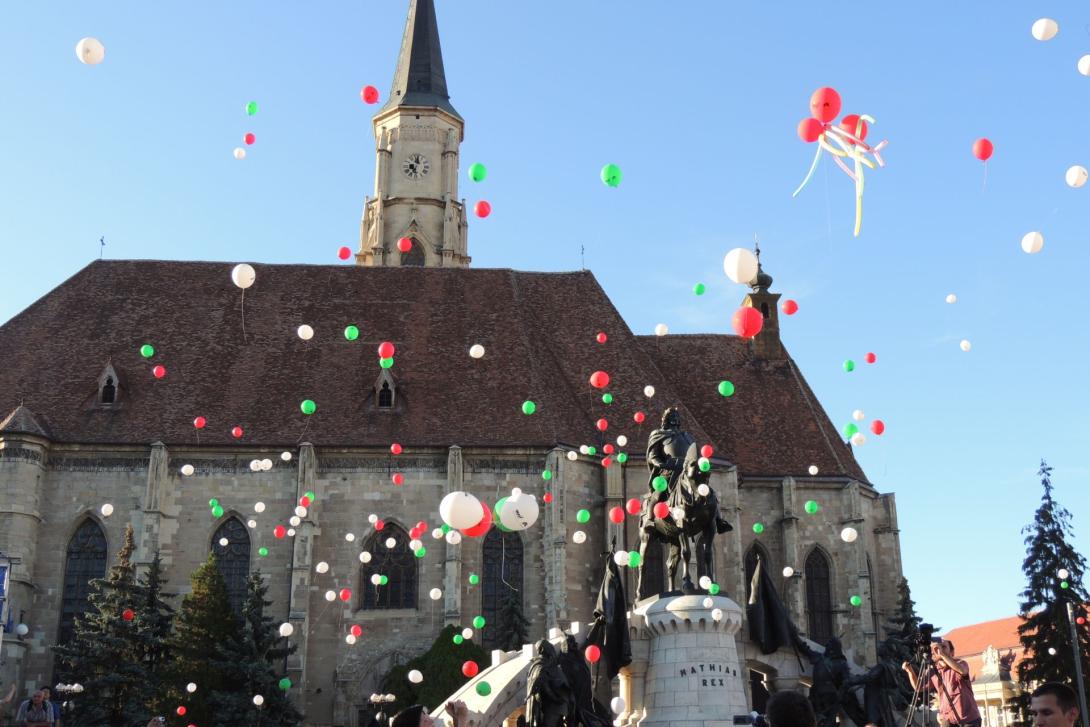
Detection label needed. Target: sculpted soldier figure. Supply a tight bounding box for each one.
[526,640,573,727]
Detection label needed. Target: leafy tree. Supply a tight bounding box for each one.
[496,589,530,652]
[1011,460,1090,722]
[380,625,488,712]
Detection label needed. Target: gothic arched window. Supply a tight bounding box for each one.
[101,377,116,404]
[59,519,108,644]
[805,549,834,644]
[481,528,524,650]
[401,238,425,267]
[361,524,417,610]
[379,382,393,408]
[744,543,771,602]
[212,518,251,612]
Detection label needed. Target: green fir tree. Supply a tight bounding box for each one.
[882,577,923,665]
[1011,460,1090,722]
[496,589,530,652]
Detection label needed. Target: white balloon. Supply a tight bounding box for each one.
[219,537,229,547]
[261,458,273,471]
[511,487,522,498]
[1049,647,1057,655]
[702,597,714,608]
[613,551,628,566]
[359,551,372,563]
[254,501,266,513]
[566,450,578,461]
[469,344,485,359]
[316,561,329,574]
[445,530,462,545]
[408,669,424,684]
[498,492,539,531]
[345,532,356,542]
[960,339,972,352]
[572,530,587,544]
[409,539,422,550]
[671,507,685,522]
[287,528,296,537]
[247,519,257,529]
[233,147,246,160]
[723,248,759,284]
[841,527,859,543]
[1031,18,1059,41]
[808,465,819,476]
[371,573,382,585]
[945,293,958,304]
[610,697,626,714]
[75,37,105,65]
[654,323,669,336]
[617,435,628,447]
[297,324,314,341]
[462,628,474,640]
[250,459,262,472]
[852,409,865,421]
[579,445,590,455]
[186,683,197,694]
[385,537,396,549]
[644,385,656,397]
[439,491,483,530]
[697,483,710,497]
[851,432,866,446]
[1059,568,1071,579]
[279,622,294,637]
[180,463,195,476]
[431,528,444,539]
[100,503,114,517]
[783,566,795,578]
[346,634,357,645]
[711,608,724,622]
[280,451,292,461]
[1079,56,1090,77]
[231,263,256,289]
[699,575,712,589]
[325,590,336,602]
[294,506,307,518]
[289,516,301,527]
[1021,231,1044,255]
[253,695,265,707]
[368,513,378,524]
[429,587,443,600]
[1066,166,1088,188]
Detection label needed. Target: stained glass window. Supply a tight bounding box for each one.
[59,519,108,644]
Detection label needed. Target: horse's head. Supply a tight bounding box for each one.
[682,443,710,489]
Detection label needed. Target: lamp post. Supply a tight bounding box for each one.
[55,682,83,719]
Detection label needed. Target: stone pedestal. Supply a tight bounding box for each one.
[632,594,749,727]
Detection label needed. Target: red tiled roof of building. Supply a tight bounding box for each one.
[0,260,867,481]
[943,616,1026,681]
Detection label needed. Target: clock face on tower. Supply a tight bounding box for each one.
[402,153,430,180]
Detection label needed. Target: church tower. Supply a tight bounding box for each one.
[357,0,470,268]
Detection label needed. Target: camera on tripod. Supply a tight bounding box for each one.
[916,623,943,659]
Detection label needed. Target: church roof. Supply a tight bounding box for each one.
[0,404,52,439]
[379,0,462,121]
[0,260,867,482]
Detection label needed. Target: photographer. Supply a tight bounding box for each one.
[902,640,981,727]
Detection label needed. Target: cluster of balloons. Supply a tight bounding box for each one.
[439,490,540,536]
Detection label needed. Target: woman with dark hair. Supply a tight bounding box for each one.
[389,699,468,727]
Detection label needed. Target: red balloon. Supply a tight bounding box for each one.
[409,527,422,540]
[602,457,612,468]
[397,237,412,253]
[603,443,614,454]
[299,495,311,507]
[177,707,187,717]
[1079,617,1087,625]
[474,200,492,218]
[626,498,641,515]
[634,411,646,424]
[390,443,403,455]
[543,492,554,504]
[122,608,134,621]
[231,426,244,439]
[839,114,869,143]
[338,246,351,260]
[700,444,714,459]
[653,502,670,519]
[462,661,479,678]
[375,519,385,531]
[152,365,166,379]
[781,299,799,316]
[809,87,842,123]
[609,506,625,523]
[193,416,207,429]
[378,341,396,359]
[274,525,287,539]
[585,645,601,663]
[596,418,609,432]
[864,352,877,364]
[462,501,493,537]
[361,85,380,104]
[416,520,427,531]
[391,472,404,486]
[243,132,256,145]
[589,371,610,389]
[596,332,608,344]
[339,588,352,602]
[350,624,363,637]
[731,306,764,338]
[797,117,824,143]
[870,420,885,436]
[972,138,993,162]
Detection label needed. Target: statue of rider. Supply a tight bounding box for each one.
[639,407,732,535]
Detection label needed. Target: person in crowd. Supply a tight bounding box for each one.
[389,699,468,727]
[13,690,53,727]
[1029,682,1080,727]
[903,640,981,727]
[766,690,817,727]
[36,688,56,727]
[0,683,18,726]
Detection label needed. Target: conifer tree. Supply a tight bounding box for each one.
[882,577,923,665]
[496,588,530,652]
[54,524,171,726]
[1012,460,1090,720]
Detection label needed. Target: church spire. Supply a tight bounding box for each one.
[381,0,461,121]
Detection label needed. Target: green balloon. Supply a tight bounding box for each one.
[493,497,513,532]
[693,283,706,296]
[600,163,622,187]
[522,400,537,415]
[278,677,292,691]
[414,547,426,558]
[441,523,452,534]
[708,583,720,595]
[804,500,820,515]
[587,446,597,455]
[379,357,394,369]
[473,615,486,629]
[209,498,219,508]
[300,399,317,415]
[653,476,668,492]
[1062,581,1071,590]
[344,325,360,341]
[628,551,641,568]
[212,505,224,518]
[718,381,735,397]
[843,359,856,372]
[246,101,258,116]
[602,393,613,405]
[453,634,464,645]
[576,509,591,524]
[468,163,487,182]
[305,491,316,502]
[850,595,863,607]
[843,422,859,439]
[379,575,389,585]
[475,681,492,697]
[542,469,553,481]
[753,522,764,534]
[699,457,711,473]
[139,344,155,358]
[468,573,480,585]
[617,453,628,464]
[258,547,269,557]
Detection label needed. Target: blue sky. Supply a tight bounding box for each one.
[2,1,1089,634]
